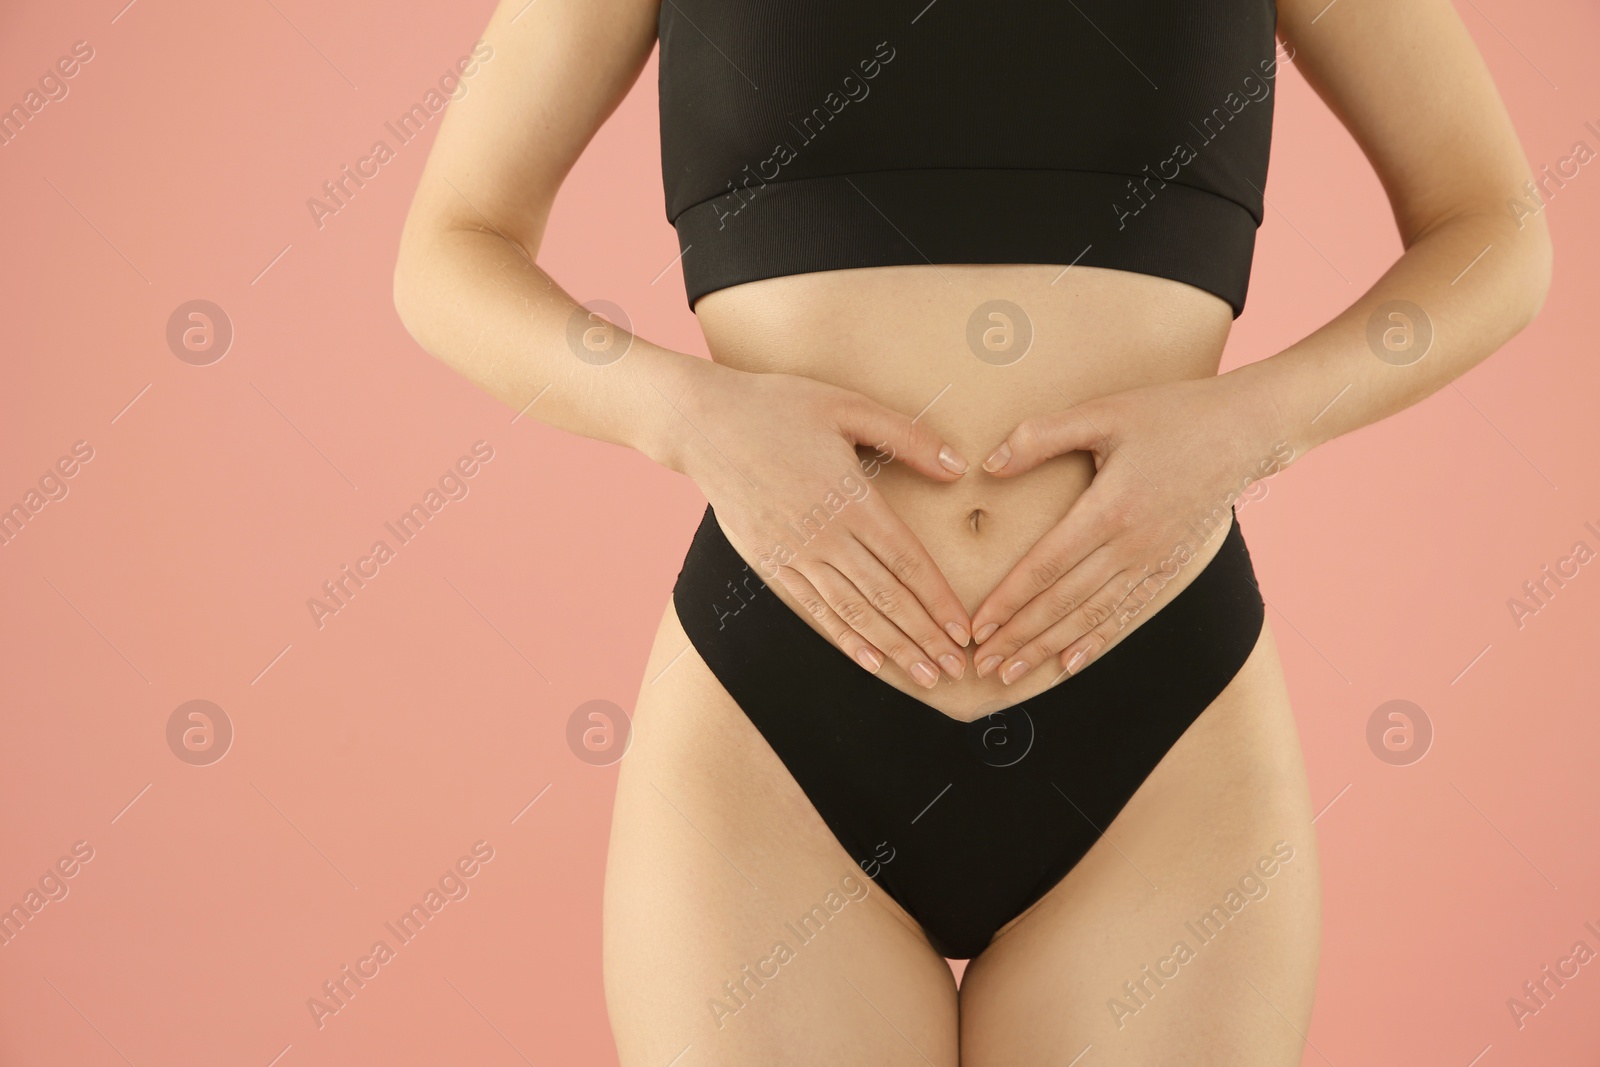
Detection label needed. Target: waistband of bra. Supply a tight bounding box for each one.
[672,167,1258,317]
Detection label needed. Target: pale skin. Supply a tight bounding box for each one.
[394,0,1552,1062]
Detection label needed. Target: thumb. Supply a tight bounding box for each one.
[983,408,1110,478]
[835,399,969,482]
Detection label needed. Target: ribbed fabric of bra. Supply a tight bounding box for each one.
[657,0,1280,316]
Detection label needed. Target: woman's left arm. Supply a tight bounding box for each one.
[969,0,1554,685]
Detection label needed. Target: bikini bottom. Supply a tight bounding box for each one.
[671,504,1265,960]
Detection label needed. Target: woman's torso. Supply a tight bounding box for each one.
[694,261,1236,717]
[658,0,1279,719]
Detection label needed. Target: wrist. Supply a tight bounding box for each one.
[1210,363,1303,477]
[634,349,741,477]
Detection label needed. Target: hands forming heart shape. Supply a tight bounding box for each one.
[679,364,1289,692]
[965,375,1292,687]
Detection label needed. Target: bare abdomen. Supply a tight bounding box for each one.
[692,261,1236,716]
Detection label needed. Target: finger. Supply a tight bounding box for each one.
[835,398,970,482]
[981,408,1108,479]
[968,494,1119,644]
[1052,584,1158,679]
[852,502,973,647]
[1054,558,1196,676]
[971,548,1124,678]
[770,564,888,677]
[993,569,1142,686]
[801,561,948,689]
[832,537,967,680]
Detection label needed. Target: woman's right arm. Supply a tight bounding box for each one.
[392,0,975,685]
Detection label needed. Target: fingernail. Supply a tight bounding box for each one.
[938,445,968,474]
[912,661,939,688]
[973,622,999,644]
[945,621,971,646]
[938,653,965,680]
[977,655,1003,678]
[1065,647,1089,674]
[856,647,882,674]
[982,442,1012,473]
[1000,659,1032,685]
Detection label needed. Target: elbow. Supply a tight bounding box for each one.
[392,239,422,342]
[1468,202,1555,337]
[392,228,438,351]
[1407,201,1553,336]
[392,195,455,346]
[1500,219,1554,338]
[1520,222,1554,331]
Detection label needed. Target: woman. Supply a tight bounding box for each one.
[393,0,1551,1061]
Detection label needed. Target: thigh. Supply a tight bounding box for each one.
[958,621,1322,1066]
[603,602,961,1067]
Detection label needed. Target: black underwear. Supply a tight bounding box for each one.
[671,505,1266,960]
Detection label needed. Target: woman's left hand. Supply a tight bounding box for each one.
[969,373,1291,684]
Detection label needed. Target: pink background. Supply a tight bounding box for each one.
[2,0,1597,1063]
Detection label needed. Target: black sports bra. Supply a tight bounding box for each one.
[658,0,1279,317]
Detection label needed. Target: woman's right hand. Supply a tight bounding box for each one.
[669,363,973,688]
